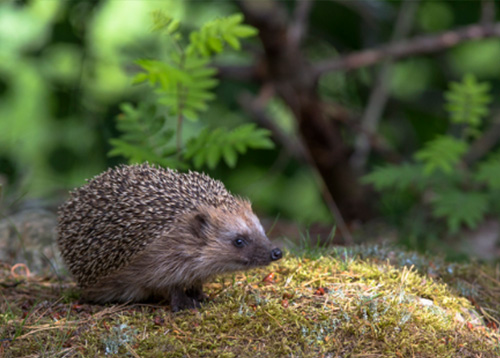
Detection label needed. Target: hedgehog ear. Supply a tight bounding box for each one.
[190,212,210,239]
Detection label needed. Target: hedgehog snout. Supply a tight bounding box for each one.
[271,248,282,261]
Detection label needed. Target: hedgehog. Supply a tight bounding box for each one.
[57,163,282,311]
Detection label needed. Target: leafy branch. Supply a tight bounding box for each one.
[110,12,273,169]
[364,74,496,234]
[445,74,491,131]
[414,136,468,176]
[185,124,273,169]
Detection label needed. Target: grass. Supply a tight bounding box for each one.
[1,245,499,357]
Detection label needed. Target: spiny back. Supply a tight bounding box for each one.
[57,163,241,287]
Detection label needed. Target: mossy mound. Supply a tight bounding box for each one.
[1,246,499,357]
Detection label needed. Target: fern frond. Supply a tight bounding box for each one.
[475,154,500,190]
[151,11,180,35]
[445,74,491,127]
[414,136,468,175]
[184,124,274,169]
[108,139,184,168]
[134,60,190,88]
[109,103,181,167]
[431,190,488,233]
[361,163,425,191]
[135,14,256,122]
[187,14,257,57]
[112,13,267,170]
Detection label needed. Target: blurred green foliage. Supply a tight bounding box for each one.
[363,75,497,236]
[1,0,500,240]
[0,0,170,195]
[0,0,330,226]
[110,12,273,170]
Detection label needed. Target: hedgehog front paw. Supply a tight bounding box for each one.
[170,288,201,312]
[185,282,208,303]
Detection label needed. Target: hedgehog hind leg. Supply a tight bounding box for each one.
[81,277,152,304]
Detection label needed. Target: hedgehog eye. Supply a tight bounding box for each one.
[233,237,246,248]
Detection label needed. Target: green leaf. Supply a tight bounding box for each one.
[184,124,273,169]
[222,145,237,167]
[190,66,217,78]
[182,109,199,121]
[111,13,260,170]
[193,151,205,169]
[223,34,240,50]
[414,136,468,175]
[362,163,426,191]
[109,103,181,168]
[186,13,257,57]
[226,13,243,25]
[151,10,176,33]
[185,90,216,101]
[135,60,191,90]
[167,19,180,34]
[189,78,218,90]
[183,56,210,70]
[475,154,500,190]
[206,145,220,169]
[232,24,258,38]
[431,190,488,233]
[247,136,274,149]
[132,73,149,84]
[208,37,223,53]
[444,74,491,128]
[183,97,208,112]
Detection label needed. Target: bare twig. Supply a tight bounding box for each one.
[311,169,354,245]
[238,91,307,160]
[123,341,141,358]
[330,0,393,30]
[322,103,402,164]
[350,0,420,172]
[315,22,500,75]
[464,111,500,166]
[288,0,314,46]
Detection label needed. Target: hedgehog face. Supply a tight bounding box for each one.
[223,214,281,268]
[190,205,282,272]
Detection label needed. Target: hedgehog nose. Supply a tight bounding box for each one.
[271,248,282,261]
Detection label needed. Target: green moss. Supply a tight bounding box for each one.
[1,245,499,357]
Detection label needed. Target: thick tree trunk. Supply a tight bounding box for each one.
[239,1,370,222]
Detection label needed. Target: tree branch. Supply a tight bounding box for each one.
[464,111,500,166]
[215,64,259,82]
[238,91,308,161]
[481,0,496,25]
[237,0,373,224]
[350,0,420,172]
[238,89,354,245]
[315,22,500,75]
[288,0,314,46]
[322,103,402,164]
